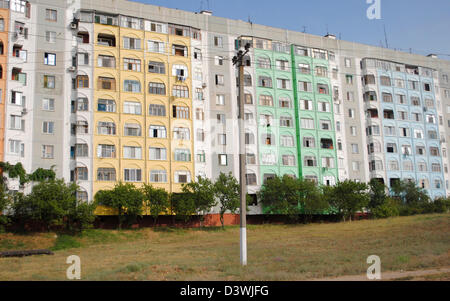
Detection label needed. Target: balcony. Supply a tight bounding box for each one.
[320,138,334,150]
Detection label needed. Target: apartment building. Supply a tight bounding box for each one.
[1,0,450,214]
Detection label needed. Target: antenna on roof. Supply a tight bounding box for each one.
[383,24,389,49]
[326,24,329,35]
[302,26,306,33]
[248,15,252,25]
[207,0,210,10]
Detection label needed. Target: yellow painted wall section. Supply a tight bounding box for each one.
[93,22,195,214]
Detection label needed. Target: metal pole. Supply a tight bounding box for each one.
[238,59,247,266]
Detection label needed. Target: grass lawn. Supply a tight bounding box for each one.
[0,214,449,281]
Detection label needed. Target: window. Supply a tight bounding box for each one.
[11,91,24,106]
[44,75,55,89]
[350,126,357,136]
[280,116,293,127]
[298,63,310,74]
[351,144,359,154]
[10,115,24,130]
[44,53,56,66]
[301,118,315,129]
[175,171,191,184]
[149,125,167,138]
[149,104,166,116]
[9,140,24,156]
[123,146,142,159]
[98,99,115,112]
[245,132,255,145]
[259,95,273,106]
[317,84,329,94]
[216,94,225,105]
[303,137,315,148]
[258,76,273,88]
[215,74,224,86]
[149,82,166,95]
[408,80,419,90]
[279,97,292,108]
[124,58,141,72]
[147,40,165,53]
[172,44,187,57]
[123,80,141,93]
[300,99,313,111]
[277,78,291,90]
[318,101,331,112]
[121,16,143,29]
[45,9,57,21]
[322,157,335,168]
[172,85,189,98]
[430,147,440,157]
[218,154,228,166]
[150,170,167,183]
[215,56,224,66]
[380,76,391,86]
[344,58,352,68]
[124,169,142,182]
[0,18,4,32]
[124,123,141,136]
[276,60,289,71]
[173,127,190,140]
[42,98,55,111]
[76,75,89,88]
[346,75,353,85]
[98,77,115,90]
[304,156,317,167]
[257,57,271,69]
[42,121,54,134]
[96,144,116,158]
[281,135,295,147]
[123,37,141,50]
[173,105,189,119]
[97,55,115,68]
[97,33,116,47]
[149,147,167,161]
[218,134,227,145]
[282,155,296,166]
[262,153,277,165]
[297,81,312,92]
[42,145,54,159]
[320,120,332,130]
[315,66,328,77]
[123,102,142,115]
[148,61,165,74]
[97,168,116,181]
[44,31,56,45]
[246,154,256,165]
[214,36,223,47]
[97,121,116,135]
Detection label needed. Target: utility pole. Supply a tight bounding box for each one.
[233,42,251,266]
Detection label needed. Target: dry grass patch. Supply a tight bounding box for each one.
[0,214,448,281]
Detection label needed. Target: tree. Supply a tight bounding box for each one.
[368,179,388,209]
[142,184,170,226]
[392,180,430,207]
[214,173,240,229]
[0,181,11,231]
[170,192,196,223]
[259,175,302,220]
[298,178,329,222]
[181,176,216,226]
[94,182,144,229]
[323,180,369,221]
[12,179,95,232]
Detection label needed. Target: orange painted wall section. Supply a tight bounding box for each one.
[0,8,8,162]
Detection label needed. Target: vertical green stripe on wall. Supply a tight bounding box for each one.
[291,45,303,178]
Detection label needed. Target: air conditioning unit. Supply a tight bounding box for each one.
[177,75,186,82]
[68,66,76,72]
[202,83,207,88]
[21,108,27,115]
[70,22,78,29]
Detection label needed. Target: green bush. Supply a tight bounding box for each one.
[371,198,400,218]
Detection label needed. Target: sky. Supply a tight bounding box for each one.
[131,0,450,60]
